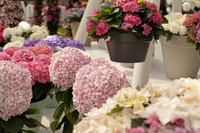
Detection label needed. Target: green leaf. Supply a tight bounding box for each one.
[141,10,153,21]
[108,105,123,115]
[131,118,145,128]
[0,116,24,133]
[22,129,37,133]
[98,3,112,13]
[54,103,64,119]
[136,85,141,91]
[195,43,200,50]
[25,108,40,115]
[109,18,122,28]
[166,32,173,41]
[88,24,96,35]
[28,118,47,129]
[50,120,59,133]
[56,91,64,102]
[62,119,73,133]
[162,15,168,24]
[63,88,73,110]
[112,7,120,14]
[87,16,98,21]
[112,7,123,18]
[21,116,37,128]
[0,126,5,133]
[56,116,67,130]
[64,110,80,125]
[187,36,195,44]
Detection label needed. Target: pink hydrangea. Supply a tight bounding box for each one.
[33,44,52,55]
[24,47,34,52]
[145,1,158,12]
[121,21,134,30]
[124,13,142,26]
[92,9,99,16]
[86,19,95,33]
[0,53,11,61]
[95,20,111,36]
[0,61,32,121]
[113,0,135,7]
[72,58,131,115]
[122,1,140,13]
[196,29,200,43]
[3,47,20,57]
[175,127,187,133]
[33,54,52,65]
[142,23,152,36]
[11,49,35,63]
[49,47,91,91]
[149,11,163,26]
[144,115,160,131]
[127,127,145,133]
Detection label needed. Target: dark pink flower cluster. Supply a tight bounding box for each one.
[122,14,142,30]
[95,20,111,36]
[0,25,5,44]
[31,0,45,26]
[184,11,200,44]
[72,58,131,115]
[32,44,52,55]
[3,47,20,57]
[49,47,91,91]
[142,23,153,36]
[0,61,32,121]
[122,1,140,13]
[0,53,11,61]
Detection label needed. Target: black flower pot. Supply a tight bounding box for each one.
[107,33,150,63]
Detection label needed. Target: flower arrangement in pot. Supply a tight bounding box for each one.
[160,12,200,80]
[86,0,164,63]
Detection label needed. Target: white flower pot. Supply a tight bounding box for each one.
[98,38,107,50]
[160,35,200,79]
[120,63,134,68]
[23,98,47,132]
[70,22,91,46]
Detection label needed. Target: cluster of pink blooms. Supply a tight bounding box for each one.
[95,20,111,36]
[0,61,32,121]
[0,25,5,44]
[0,0,24,27]
[49,47,91,91]
[0,53,11,61]
[72,58,131,115]
[183,11,200,43]
[1,45,53,86]
[122,13,142,29]
[127,115,198,133]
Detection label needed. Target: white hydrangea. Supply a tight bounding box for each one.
[183,2,191,11]
[3,28,12,39]
[170,22,180,34]
[179,26,187,35]
[195,1,200,8]
[166,7,172,13]
[167,0,172,5]
[3,41,23,50]
[10,35,25,42]
[18,21,31,33]
[31,25,42,32]
[11,27,23,36]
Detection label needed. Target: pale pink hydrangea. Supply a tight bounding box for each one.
[145,1,158,12]
[127,127,145,133]
[0,53,11,61]
[113,0,135,7]
[33,54,51,65]
[3,47,20,57]
[86,19,95,33]
[33,44,52,55]
[121,22,134,30]
[11,49,35,63]
[149,11,163,26]
[175,127,187,133]
[122,1,140,13]
[142,23,153,36]
[49,47,91,91]
[144,115,160,131]
[95,20,111,36]
[124,13,142,26]
[196,29,200,43]
[72,58,131,115]
[0,61,32,121]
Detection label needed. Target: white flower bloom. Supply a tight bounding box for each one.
[3,28,12,39]
[3,41,23,50]
[31,25,42,33]
[179,26,187,35]
[18,21,31,33]
[162,24,170,31]
[10,35,25,42]
[166,7,172,13]
[183,2,191,12]
[195,1,200,8]
[29,33,39,39]
[11,27,23,36]
[167,0,172,5]
[170,22,180,34]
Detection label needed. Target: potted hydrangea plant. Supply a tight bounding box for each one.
[160,12,200,80]
[86,0,164,63]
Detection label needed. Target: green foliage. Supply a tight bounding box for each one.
[50,88,82,133]
[108,105,123,116]
[131,118,146,128]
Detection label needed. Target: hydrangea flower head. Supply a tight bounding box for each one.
[33,44,52,55]
[22,38,41,49]
[49,47,91,91]
[3,47,20,57]
[0,61,32,121]
[0,53,11,61]
[11,49,35,63]
[73,58,131,115]
[95,20,111,36]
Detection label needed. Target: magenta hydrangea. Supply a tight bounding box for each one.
[0,53,11,61]
[145,1,158,12]
[3,47,20,57]
[33,44,52,55]
[122,1,140,13]
[72,58,131,115]
[11,49,35,63]
[33,54,51,65]
[0,61,32,121]
[124,13,142,26]
[95,20,111,36]
[86,19,95,33]
[149,11,163,26]
[49,47,91,91]
[142,23,152,36]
